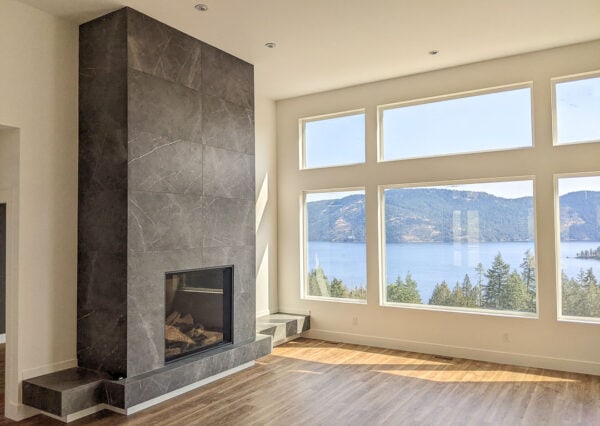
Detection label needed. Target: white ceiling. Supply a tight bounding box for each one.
[17,0,600,100]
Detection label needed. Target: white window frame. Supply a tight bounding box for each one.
[378,176,539,318]
[301,187,368,304]
[377,82,535,162]
[551,71,600,146]
[555,171,600,324]
[299,109,366,170]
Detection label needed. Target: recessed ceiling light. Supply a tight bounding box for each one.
[265,42,277,49]
[429,50,439,55]
[194,4,208,12]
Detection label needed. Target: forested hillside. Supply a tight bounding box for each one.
[306,189,600,243]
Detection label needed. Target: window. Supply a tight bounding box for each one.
[381,180,537,315]
[301,110,365,169]
[380,85,533,161]
[554,74,600,145]
[303,190,367,302]
[557,175,600,321]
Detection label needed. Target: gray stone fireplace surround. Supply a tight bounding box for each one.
[22,6,270,419]
[78,5,259,378]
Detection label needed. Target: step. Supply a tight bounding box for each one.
[256,313,310,346]
[22,367,109,418]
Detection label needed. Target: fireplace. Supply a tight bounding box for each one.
[165,266,233,362]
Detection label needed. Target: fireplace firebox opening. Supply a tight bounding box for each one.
[165,266,233,363]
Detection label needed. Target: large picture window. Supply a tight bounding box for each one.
[379,85,533,161]
[554,74,600,145]
[557,175,600,321]
[381,180,537,315]
[303,190,367,302]
[301,110,365,169]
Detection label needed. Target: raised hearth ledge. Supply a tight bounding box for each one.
[42,362,255,423]
[23,335,271,421]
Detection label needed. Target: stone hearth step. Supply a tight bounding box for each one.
[22,335,271,421]
[22,367,110,418]
[256,313,310,346]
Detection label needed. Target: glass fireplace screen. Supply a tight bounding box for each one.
[165,265,233,362]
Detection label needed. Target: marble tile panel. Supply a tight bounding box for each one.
[110,336,271,408]
[80,8,127,74]
[79,70,128,138]
[127,9,203,91]
[201,197,254,248]
[128,69,202,143]
[233,289,256,344]
[79,127,128,193]
[77,250,126,313]
[77,308,127,378]
[128,192,204,253]
[202,145,254,200]
[202,46,254,109]
[79,11,127,140]
[127,291,163,377]
[128,132,203,194]
[78,190,127,254]
[202,95,254,154]
[126,248,203,377]
[203,245,255,343]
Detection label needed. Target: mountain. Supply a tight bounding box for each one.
[559,191,600,241]
[306,189,600,243]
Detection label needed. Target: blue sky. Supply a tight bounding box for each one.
[556,76,600,143]
[383,87,533,160]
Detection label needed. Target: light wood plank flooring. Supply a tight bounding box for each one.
[2,338,600,425]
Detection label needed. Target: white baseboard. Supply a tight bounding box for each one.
[307,328,600,376]
[41,404,107,423]
[0,334,5,344]
[21,358,78,380]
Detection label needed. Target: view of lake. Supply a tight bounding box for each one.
[307,241,600,302]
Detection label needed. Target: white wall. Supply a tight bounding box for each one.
[0,1,78,420]
[255,92,279,317]
[277,40,600,375]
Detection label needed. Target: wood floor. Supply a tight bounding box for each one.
[2,338,600,425]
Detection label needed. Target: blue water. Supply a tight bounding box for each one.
[307,241,600,302]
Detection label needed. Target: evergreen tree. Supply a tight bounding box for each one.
[387,273,422,304]
[475,263,484,307]
[484,253,510,309]
[404,273,422,304]
[429,281,452,306]
[520,250,537,312]
[308,266,330,297]
[451,282,464,307]
[501,270,530,312]
[561,269,600,317]
[580,268,600,317]
[562,271,586,316]
[329,278,347,298]
[462,274,479,307]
